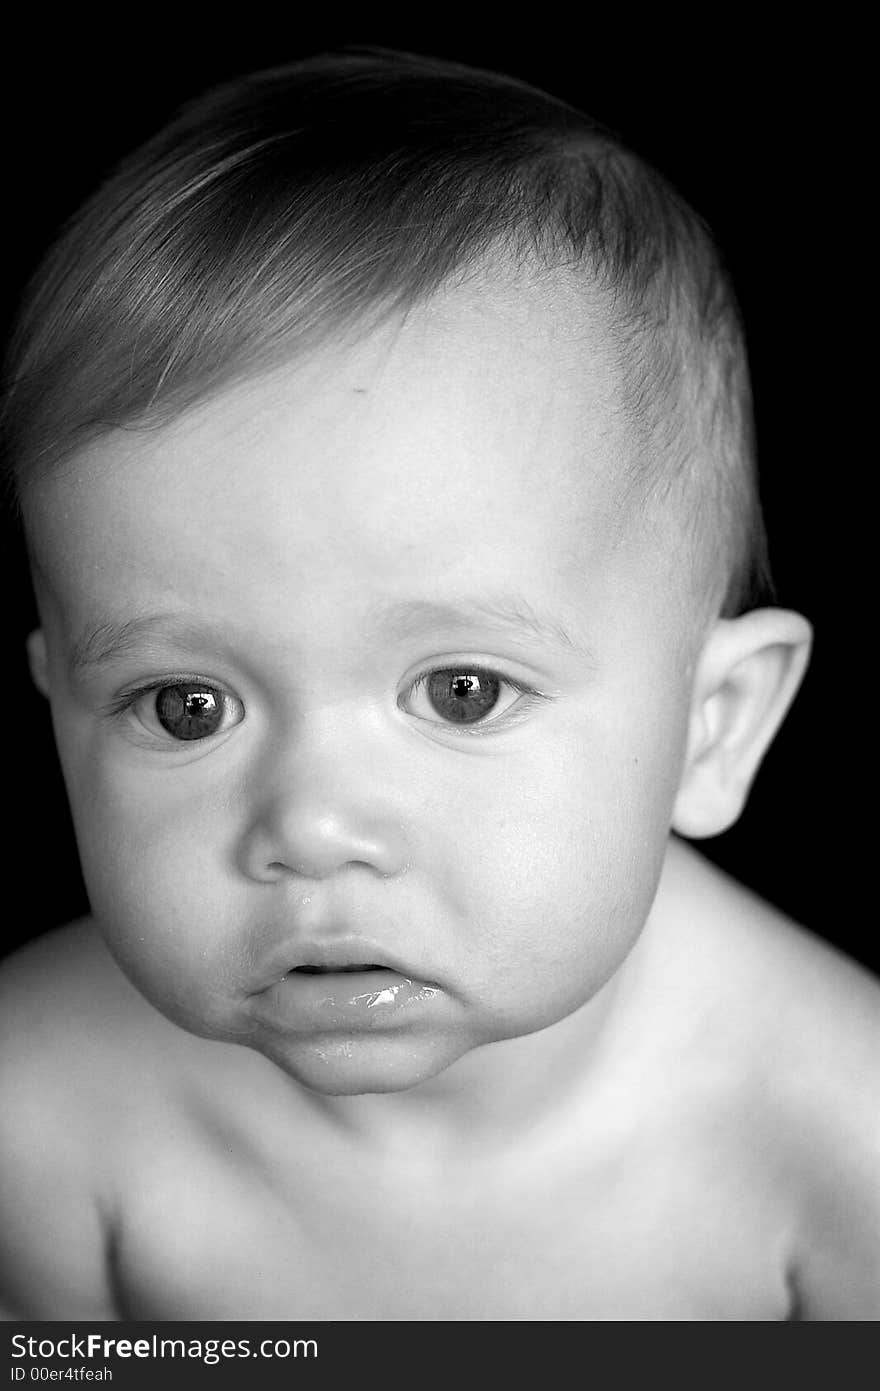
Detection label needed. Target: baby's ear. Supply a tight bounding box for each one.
[26,629,50,697]
[672,609,812,839]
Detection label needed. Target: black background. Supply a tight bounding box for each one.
[1,23,869,974]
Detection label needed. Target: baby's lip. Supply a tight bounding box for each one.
[258,937,431,988]
[292,943,410,974]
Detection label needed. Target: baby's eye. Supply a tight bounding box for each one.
[126,682,244,742]
[402,667,530,728]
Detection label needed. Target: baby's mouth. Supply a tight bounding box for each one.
[291,963,385,975]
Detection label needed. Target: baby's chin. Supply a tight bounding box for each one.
[248,1030,480,1096]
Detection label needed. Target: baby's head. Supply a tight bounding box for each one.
[2,51,810,1095]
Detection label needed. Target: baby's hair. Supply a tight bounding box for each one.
[0,47,770,615]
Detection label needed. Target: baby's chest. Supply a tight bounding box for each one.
[112,1137,792,1320]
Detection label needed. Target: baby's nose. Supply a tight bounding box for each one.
[235,741,410,884]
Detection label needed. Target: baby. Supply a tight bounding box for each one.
[1,49,877,1321]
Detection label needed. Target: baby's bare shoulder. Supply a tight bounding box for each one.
[0,922,183,1318]
[669,846,880,1317]
[692,851,879,1094]
[0,920,165,1084]
[666,842,879,1071]
[749,912,880,1319]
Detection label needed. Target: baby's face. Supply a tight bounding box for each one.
[27,274,698,1095]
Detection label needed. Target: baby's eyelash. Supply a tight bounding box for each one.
[102,675,206,718]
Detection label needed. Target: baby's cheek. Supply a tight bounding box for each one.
[464,734,674,945]
[64,754,239,1008]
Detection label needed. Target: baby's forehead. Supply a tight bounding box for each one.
[388,263,618,400]
[26,300,700,690]
[36,265,628,507]
[26,268,656,648]
[247,263,618,405]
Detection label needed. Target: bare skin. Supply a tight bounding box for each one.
[2,839,878,1321]
[3,272,878,1320]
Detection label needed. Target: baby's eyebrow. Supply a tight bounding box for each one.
[368,596,592,657]
[66,595,591,680]
[67,613,225,679]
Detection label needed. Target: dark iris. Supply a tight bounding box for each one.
[425,670,501,724]
[155,685,224,741]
